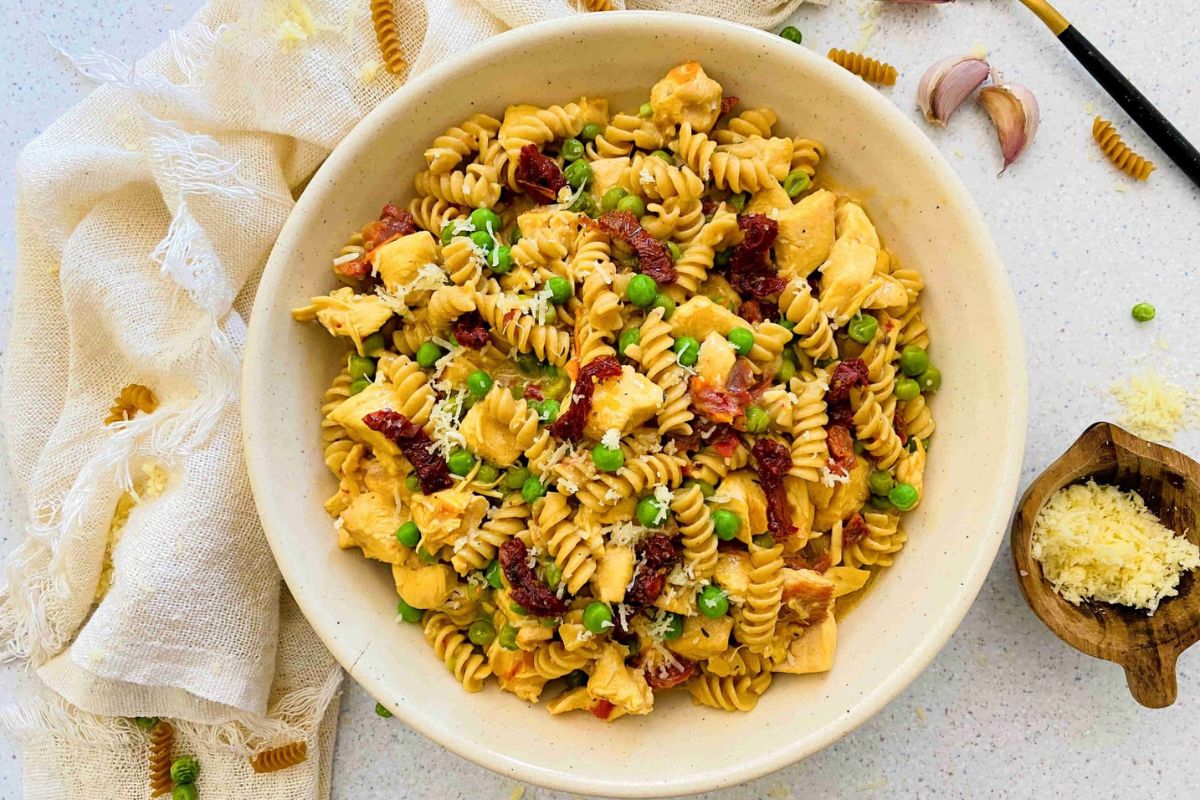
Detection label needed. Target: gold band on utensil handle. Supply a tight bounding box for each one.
[1017,0,1069,36]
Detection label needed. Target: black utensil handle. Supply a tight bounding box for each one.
[1058,25,1200,188]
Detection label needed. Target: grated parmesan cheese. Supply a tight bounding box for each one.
[427,390,468,457]
[819,466,850,488]
[652,485,674,523]
[1031,480,1200,613]
[558,478,580,495]
[600,428,622,450]
[1109,369,1199,442]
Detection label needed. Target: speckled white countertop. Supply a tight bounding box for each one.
[2,1,1198,798]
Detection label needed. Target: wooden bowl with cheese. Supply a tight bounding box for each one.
[1012,421,1200,708]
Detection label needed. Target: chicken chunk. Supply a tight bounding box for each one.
[666,614,732,661]
[339,491,406,564]
[773,612,837,674]
[695,332,738,387]
[391,559,456,610]
[773,189,836,282]
[374,231,440,294]
[583,365,664,440]
[409,485,489,551]
[292,286,393,343]
[588,644,654,717]
[669,296,752,343]
[650,61,724,134]
[590,543,635,604]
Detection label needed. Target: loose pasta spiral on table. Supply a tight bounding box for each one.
[1092,116,1155,181]
[148,720,174,797]
[370,0,405,75]
[106,383,158,425]
[827,48,898,86]
[292,61,936,720]
[249,741,309,773]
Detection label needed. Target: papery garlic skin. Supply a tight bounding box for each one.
[979,83,1040,169]
[917,56,991,126]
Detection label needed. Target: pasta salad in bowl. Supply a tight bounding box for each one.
[244,12,1025,796]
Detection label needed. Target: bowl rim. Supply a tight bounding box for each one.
[243,10,1029,796]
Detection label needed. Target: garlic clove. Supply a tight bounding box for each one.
[917,56,991,126]
[978,83,1040,169]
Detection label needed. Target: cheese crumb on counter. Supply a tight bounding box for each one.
[1031,480,1199,614]
[1109,369,1199,442]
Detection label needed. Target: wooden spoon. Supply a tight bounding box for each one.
[1011,421,1200,708]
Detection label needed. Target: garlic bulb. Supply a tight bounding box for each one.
[978,83,1040,169]
[917,56,991,126]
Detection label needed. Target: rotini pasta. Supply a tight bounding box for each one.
[1093,116,1155,181]
[827,49,898,86]
[148,720,174,797]
[106,383,158,425]
[249,741,309,773]
[370,0,405,75]
[293,62,935,719]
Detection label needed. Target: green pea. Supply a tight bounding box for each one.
[522,476,547,504]
[752,533,776,549]
[853,439,866,455]
[780,318,797,331]
[542,372,571,400]
[516,353,542,375]
[712,509,742,541]
[565,669,589,687]
[697,585,729,618]
[682,479,715,498]
[440,222,457,245]
[510,601,528,616]
[889,483,920,511]
[417,545,440,565]
[467,619,496,647]
[847,314,879,345]
[728,192,749,213]
[547,276,573,305]
[543,561,563,590]
[348,354,376,381]
[714,248,732,268]
[172,786,199,800]
[469,230,494,254]
[561,137,585,162]
[563,159,593,190]
[490,244,513,274]
[636,496,666,527]
[776,357,796,383]
[869,494,895,511]
[1131,302,1156,322]
[469,207,502,233]
[499,623,519,650]
[744,405,770,434]
[579,122,603,142]
[349,378,371,395]
[638,102,653,119]
[779,25,802,44]
[650,149,675,165]
[673,336,700,367]
[486,559,504,589]
[467,370,494,399]
[895,377,920,402]
[602,186,629,212]
[583,601,614,633]
[727,327,755,357]
[868,469,894,497]
[784,169,811,198]
[133,717,159,730]
[499,468,528,494]
[170,756,199,784]
[402,475,420,498]
[476,463,501,484]
[626,274,658,308]
[618,328,641,357]
[651,293,676,320]
[361,332,386,357]
[616,194,646,218]
[666,241,683,261]
[662,612,684,640]
[509,226,523,245]
[592,444,625,473]
[395,521,420,548]
[899,345,929,377]
[447,448,477,476]
[374,702,392,718]
[918,365,942,393]
[537,398,561,422]
[396,597,423,623]
[416,342,443,368]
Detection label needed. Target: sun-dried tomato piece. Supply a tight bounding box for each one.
[515,144,566,204]
[590,699,616,720]
[701,198,721,217]
[523,383,544,402]
[728,214,785,300]
[362,204,419,251]
[829,404,855,429]
[497,538,568,617]
[711,429,741,458]
[719,95,739,117]
[626,568,666,608]
[668,430,703,453]
[842,513,870,547]
[334,257,373,282]
[597,211,677,284]
[893,410,908,445]
[639,535,679,571]
[826,424,856,475]
[362,410,452,493]
[547,355,622,442]
[827,358,869,406]
[751,438,795,541]
[644,656,696,690]
[691,381,743,424]
[451,310,490,349]
[737,299,765,325]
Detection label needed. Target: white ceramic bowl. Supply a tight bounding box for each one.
[243,12,1027,796]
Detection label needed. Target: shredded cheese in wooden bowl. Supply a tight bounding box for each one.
[1031,480,1200,614]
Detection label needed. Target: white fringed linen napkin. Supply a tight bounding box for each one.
[0,0,817,796]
